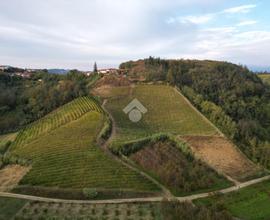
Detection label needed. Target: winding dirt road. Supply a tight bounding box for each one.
[0,175,269,204]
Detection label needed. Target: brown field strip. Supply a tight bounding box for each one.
[180,136,262,182]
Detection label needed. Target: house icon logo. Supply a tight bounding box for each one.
[123,98,147,122]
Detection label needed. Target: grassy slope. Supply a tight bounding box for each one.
[11,111,158,191]
[106,84,219,145]
[0,132,17,153]
[259,74,270,85]
[195,180,270,220]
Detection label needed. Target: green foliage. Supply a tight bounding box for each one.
[120,58,270,167]
[182,86,237,139]
[111,133,170,155]
[123,137,230,195]
[0,197,27,220]
[93,62,98,73]
[161,200,233,220]
[83,188,98,199]
[0,71,91,134]
[97,116,112,141]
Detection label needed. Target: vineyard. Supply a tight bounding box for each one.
[11,110,159,192]
[12,97,103,149]
[105,85,219,145]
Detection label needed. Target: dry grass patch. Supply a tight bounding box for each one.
[0,165,30,192]
[181,136,261,182]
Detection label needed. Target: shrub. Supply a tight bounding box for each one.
[82,188,98,199]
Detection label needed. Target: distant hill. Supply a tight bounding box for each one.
[248,65,270,72]
[47,69,69,74]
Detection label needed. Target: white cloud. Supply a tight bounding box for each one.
[178,14,214,24]
[223,4,256,14]
[237,20,257,26]
[0,0,268,69]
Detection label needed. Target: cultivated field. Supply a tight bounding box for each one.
[195,180,270,220]
[105,85,219,145]
[11,111,159,193]
[12,97,103,149]
[259,74,270,85]
[181,136,262,182]
[0,197,162,220]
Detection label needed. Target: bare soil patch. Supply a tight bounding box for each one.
[92,75,131,98]
[0,165,30,192]
[181,136,261,182]
[95,74,131,88]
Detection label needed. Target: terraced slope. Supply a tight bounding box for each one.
[12,97,102,149]
[10,110,158,192]
[105,85,219,146]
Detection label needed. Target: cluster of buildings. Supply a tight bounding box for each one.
[84,68,126,76]
[1,65,127,78]
[0,65,33,78]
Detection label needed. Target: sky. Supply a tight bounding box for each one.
[0,0,270,70]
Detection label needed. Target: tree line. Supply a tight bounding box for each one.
[0,70,97,134]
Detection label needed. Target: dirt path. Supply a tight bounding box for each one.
[100,99,173,198]
[1,175,269,204]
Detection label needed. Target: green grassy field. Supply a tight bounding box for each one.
[259,74,270,85]
[106,85,219,145]
[195,180,270,220]
[11,110,159,192]
[12,96,103,149]
[0,197,27,220]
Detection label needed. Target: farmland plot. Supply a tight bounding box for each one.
[11,111,159,192]
[12,97,102,149]
[105,85,219,145]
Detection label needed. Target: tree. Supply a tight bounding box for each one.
[93,62,98,73]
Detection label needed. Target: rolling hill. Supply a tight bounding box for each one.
[7,97,160,196]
